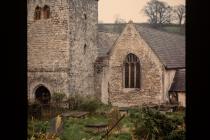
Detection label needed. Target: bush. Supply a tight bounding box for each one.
[28,119,49,139]
[34,121,49,133]
[67,94,103,113]
[52,92,66,103]
[66,94,84,110]
[133,107,185,140]
[79,98,102,113]
[110,133,132,140]
[164,129,185,140]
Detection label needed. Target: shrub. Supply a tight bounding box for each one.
[52,92,66,103]
[79,98,102,113]
[66,94,84,110]
[66,94,103,113]
[133,107,185,140]
[164,129,185,140]
[110,133,132,140]
[28,119,49,139]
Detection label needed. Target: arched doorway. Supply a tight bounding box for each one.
[35,86,51,104]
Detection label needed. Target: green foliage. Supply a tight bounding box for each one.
[79,98,102,113]
[52,92,66,103]
[60,123,90,140]
[67,94,103,113]
[67,94,85,110]
[133,107,185,140]
[34,121,49,133]
[60,116,107,140]
[28,119,49,139]
[109,133,132,140]
[164,129,185,140]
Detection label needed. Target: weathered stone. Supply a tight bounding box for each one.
[96,23,165,107]
[28,0,98,100]
[28,1,185,107]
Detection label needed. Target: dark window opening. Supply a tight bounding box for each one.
[84,44,87,54]
[34,6,41,20]
[43,5,50,19]
[130,63,135,88]
[124,53,141,88]
[35,86,51,105]
[84,14,87,20]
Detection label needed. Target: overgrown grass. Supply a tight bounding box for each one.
[28,102,185,140]
[60,115,108,140]
[27,119,50,139]
[108,133,132,140]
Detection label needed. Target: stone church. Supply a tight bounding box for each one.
[27,0,185,107]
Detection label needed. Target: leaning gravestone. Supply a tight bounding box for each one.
[47,115,64,136]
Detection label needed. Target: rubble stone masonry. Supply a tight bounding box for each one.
[28,0,98,100]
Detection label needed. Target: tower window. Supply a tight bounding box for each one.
[43,5,50,19]
[124,53,141,88]
[34,6,41,20]
[84,44,87,54]
[84,14,87,20]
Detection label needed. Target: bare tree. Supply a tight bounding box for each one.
[143,0,172,25]
[113,15,126,32]
[114,15,126,24]
[174,4,186,25]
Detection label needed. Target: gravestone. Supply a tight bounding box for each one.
[48,115,64,135]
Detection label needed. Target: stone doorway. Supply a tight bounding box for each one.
[35,86,51,104]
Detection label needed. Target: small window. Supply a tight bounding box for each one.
[84,44,87,54]
[34,6,41,20]
[84,14,87,20]
[43,5,50,19]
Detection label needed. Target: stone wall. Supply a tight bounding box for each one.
[94,57,109,103]
[28,71,69,101]
[163,70,176,102]
[27,0,98,100]
[28,0,70,70]
[28,0,71,99]
[106,22,164,107]
[68,0,98,96]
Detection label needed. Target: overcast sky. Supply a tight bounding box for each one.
[98,0,185,23]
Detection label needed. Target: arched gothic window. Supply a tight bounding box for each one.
[34,6,41,20]
[43,5,50,19]
[124,54,141,88]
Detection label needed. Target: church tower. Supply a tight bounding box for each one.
[68,0,98,96]
[27,0,98,102]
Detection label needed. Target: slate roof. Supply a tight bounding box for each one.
[97,32,119,58]
[97,23,185,69]
[169,69,185,92]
